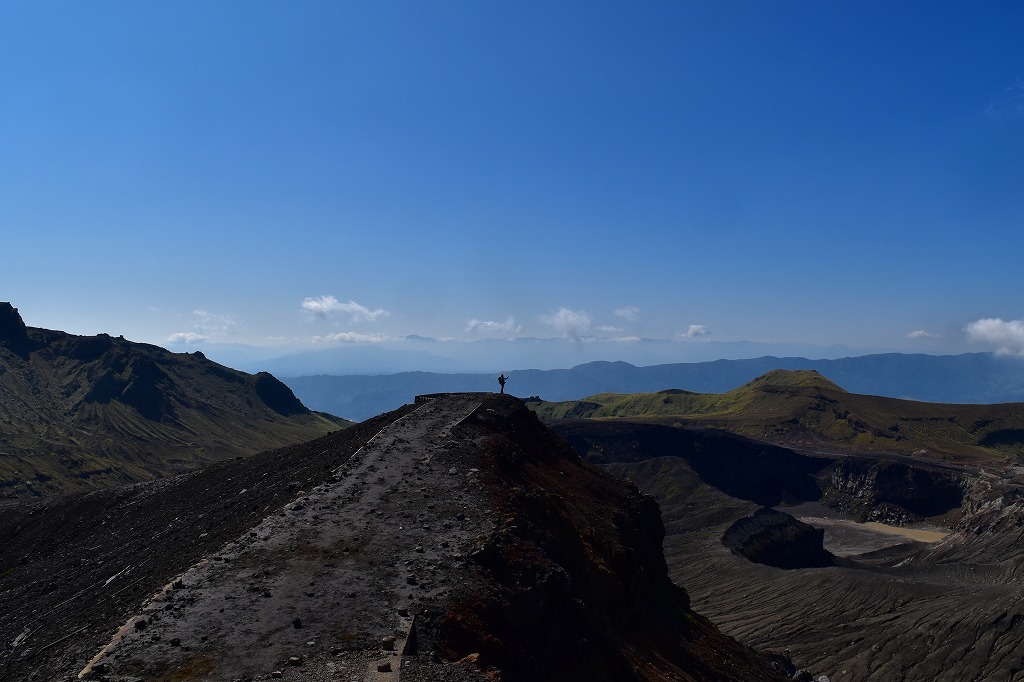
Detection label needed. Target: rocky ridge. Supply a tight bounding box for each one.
[0,394,790,681]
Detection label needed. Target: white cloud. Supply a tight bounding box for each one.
[678,324,710,340]
[614,305,640,322]
[906,329,939,339]
[466,316,521,337]
[301,295,389,322]
[167,331,207,344]
[542,308,591,338]
[611,336,641,343]
[311,331,390,344]
[166,309,234,344]
[596,325,622,333]
[965,318,1024,356]
[193,309,236,335]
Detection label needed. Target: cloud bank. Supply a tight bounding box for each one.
[542,308,591,338]
[311,331,390,344]
[466,316,521,337]
[168,309,236,344]
[678,324,710,340]
[965,317,1024,356]
[167,331,207,344]
[302,296,389,322]
[614,305,640,322]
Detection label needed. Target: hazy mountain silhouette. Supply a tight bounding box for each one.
[283,353,1024,421]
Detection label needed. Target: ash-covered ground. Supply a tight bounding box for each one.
[1,394,790,682]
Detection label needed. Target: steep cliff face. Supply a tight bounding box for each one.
[420,399,791,681]
[918,477,1024,565]
[0,303,30,356]
[555,420,828,506]
[555,420,968,526]
[821,458,965,523]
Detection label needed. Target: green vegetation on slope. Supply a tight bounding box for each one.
[0,304,350,498]
[529,369,1024,464]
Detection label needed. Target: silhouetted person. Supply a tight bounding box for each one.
[498,373,508,394]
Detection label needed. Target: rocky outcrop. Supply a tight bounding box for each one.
[722,508,835,569]
[821,458,965,523]
[918,476,1024,565]
[0,302,30,356]
[253,371,307,416]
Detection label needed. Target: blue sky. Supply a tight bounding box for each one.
[3,2,1024,370]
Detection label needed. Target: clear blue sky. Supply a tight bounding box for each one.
[3,2,1023,367]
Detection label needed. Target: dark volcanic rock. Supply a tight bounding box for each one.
[722,508,835,569]
[432,398,788,681]
[0,394,789,682]
[0,302,29,355]
[555,420,829,506]
[823,458,964,522]
[254,371,307,416]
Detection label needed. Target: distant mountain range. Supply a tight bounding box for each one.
[205,335,868,377]
[0,303,346,498]
[282,352,1024,421]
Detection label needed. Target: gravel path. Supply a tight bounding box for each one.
[78,394,492,682]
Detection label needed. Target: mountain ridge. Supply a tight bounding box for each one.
[0,303,347,498]
[529,369,1024,465]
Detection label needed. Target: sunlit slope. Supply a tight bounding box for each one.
[530,369,1024,462]
[0,304,349,497]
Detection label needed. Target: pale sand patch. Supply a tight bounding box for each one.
[795,516,948,556]
[859,521,948,543]
[777,503,948,556]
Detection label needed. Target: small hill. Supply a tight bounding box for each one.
[528,369,1024,465]
[0,303,348,497]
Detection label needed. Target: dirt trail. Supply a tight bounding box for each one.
[80,394,488,681]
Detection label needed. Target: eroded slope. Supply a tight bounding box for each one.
[564,419,1024,681]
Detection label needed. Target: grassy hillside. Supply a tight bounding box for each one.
[0,304,349,497]
[529,369,1024,464]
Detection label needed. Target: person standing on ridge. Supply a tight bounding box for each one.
[497,373,508,394]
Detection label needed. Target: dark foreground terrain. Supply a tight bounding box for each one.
[0,394,790,681]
